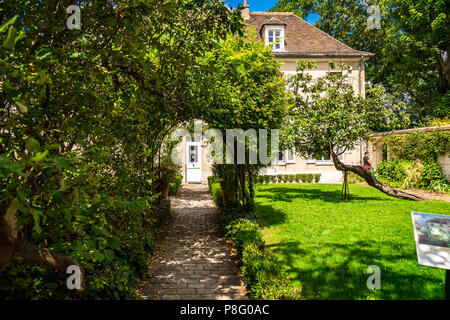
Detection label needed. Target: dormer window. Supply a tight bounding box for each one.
[265,26,285,51]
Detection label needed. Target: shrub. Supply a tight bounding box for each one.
[169,175,183,195]
[242,243,301,300]
[210,182,302,300]
[226,219,264,252]
[295,174,302,183]
[270,175,277,183]
[348,172,365,183]
[376,160,448,191]
[208,176,219,190]
[305,174,314,183]
[430,179,449,192]
[420,161,446,189]
[313,174,321,183]
[160,156,181,183]
[209,182,223,208]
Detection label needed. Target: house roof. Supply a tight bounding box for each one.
[246,12,374,58]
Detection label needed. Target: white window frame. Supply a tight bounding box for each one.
[265,26,285,51]
[306,150,342,165]
[276,150,285,166]
[286,148,295,164]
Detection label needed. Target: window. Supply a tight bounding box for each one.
[278,150,285,165]
[189,145,198,163]
[265,26,284,51]
[307,148,343,164]
[272,150,285,166]
[287,148,295,163]
[309,150,331,163]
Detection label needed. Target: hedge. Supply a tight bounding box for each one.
[208,181,302,300]
[169,175,183,196]
[255,173,321,184]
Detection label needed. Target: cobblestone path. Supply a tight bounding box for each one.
[140,184,247,300]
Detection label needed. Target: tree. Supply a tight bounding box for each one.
[286,60,424,201]
[271,0,449,125]
[0,0,242,298]
[201,33,289,213]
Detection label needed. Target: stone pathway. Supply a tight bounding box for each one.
[139,183,247,300]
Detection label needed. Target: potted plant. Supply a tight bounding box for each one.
[159,157,181,200]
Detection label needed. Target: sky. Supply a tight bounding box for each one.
[225,0,277,12]
[225,0,319,25]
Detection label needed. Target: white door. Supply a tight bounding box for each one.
[186,142,202,183]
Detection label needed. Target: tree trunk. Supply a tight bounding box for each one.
[331,151,425,201]
[341,170,350,201]
[0,210,84,290]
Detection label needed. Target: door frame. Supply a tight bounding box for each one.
[185,141,202,183]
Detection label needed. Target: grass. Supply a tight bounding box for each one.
[254,183,450,300]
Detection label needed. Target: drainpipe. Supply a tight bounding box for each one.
[358,55,364,97]
[359,55,364,164]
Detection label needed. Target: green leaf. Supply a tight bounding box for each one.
[0,16,18,33]
[16,190,26,203]
[25,137,40,153]
[59,178,69,191]
[30,150,49,162]
[54,158,70,171]
[107,237,121,249]
[29,208,41,234]
[104,250,115,262]
[36,49,53,61]
[13,100,28,113]
[3,26,17,49]
[6,197,20,217]
[93,251,105,262]
[69,52,84,59]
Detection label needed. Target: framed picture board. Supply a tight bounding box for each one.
[411,212,450,270]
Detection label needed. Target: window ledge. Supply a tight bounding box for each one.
[315,161,334,166]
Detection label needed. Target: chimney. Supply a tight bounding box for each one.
[242,0,250,20]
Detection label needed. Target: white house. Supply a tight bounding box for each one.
[179,1,374,184]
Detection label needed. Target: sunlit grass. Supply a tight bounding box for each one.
[254,183,449,300]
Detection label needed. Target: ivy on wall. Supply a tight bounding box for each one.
[382,131,450,162]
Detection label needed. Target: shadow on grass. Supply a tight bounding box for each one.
[255,204,288,226]
[265,240,445,300]
[256,186,390,203]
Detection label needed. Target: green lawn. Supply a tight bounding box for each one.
[254,183,449,300]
